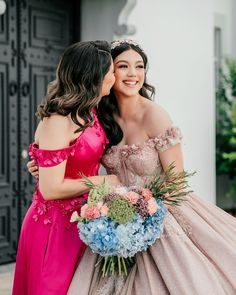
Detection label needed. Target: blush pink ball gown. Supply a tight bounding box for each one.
[68,126,236,295]
[12,110,108,295]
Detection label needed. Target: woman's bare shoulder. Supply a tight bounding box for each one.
[35,114,72,148]
[142,100,173,137]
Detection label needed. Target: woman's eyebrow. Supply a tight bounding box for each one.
[115,60,144,64]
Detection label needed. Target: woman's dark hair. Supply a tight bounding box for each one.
[97,41,155,148]
[36,40,112,132]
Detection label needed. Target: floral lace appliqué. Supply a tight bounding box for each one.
[29,144,76,167]
[32,187,86,227]
[162,206,192,241]
[152,126,182,152]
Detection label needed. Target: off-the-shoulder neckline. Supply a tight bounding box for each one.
[31,108,99,152]
[109,137,156,152]
[107,126,181,152]
[30,134,81,152]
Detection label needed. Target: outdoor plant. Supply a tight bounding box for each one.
[216,58,236,203]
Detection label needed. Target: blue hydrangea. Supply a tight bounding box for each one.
[78,198,167,257]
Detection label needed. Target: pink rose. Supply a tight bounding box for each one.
[80,204,100,219]
[123,191,140,204]
[147,198,159,215]
[113,186,128,195]
[142,188,153,201]
[97,202,103,209]
[80,204,88,218]
[100,204,109,216]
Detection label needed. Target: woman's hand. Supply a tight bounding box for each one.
[27,160,39,179]
[105,174,122,186]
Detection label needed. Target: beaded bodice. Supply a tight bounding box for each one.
[102,126,182,187]
[28,109,108,225]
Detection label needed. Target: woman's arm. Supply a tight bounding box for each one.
[35,115,121,200]
[144,103,184,172]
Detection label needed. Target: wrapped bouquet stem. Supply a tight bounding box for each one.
[95,256,134,276]
[71,163,194,277]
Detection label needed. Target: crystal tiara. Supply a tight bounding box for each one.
[111,39,143,50]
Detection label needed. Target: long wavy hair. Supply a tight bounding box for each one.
[98,41,155,148]
[36,40,112,132]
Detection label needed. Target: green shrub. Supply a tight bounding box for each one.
[216,58,236,201]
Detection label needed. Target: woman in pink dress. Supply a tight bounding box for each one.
[12,40,121,295]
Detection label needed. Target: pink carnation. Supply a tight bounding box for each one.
[123,191,140,204]
[142,188,153,201]
[80,204,100,219]
[147,198,159,215]
[100,204,109,216]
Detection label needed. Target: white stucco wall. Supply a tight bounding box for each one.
[232,0,236,58]
[81,0,126,41]
[127,0,215,202]
[214,0,234,57]
[81,0,235,203]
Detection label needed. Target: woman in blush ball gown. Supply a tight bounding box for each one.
[68,40,236,295]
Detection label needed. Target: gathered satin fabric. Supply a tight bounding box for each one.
[68,126,236,295]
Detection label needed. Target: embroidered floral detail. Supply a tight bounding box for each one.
[32,214,39,222]
[102,126,182,189]
[162,207,192,241]
[43,218,52,225]
[152,126,182,152]
[31,187,86,227]
[120,145,141,158]
[105,126,182,157]
[29,144,76,167]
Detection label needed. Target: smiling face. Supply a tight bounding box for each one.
[112,49,145,97]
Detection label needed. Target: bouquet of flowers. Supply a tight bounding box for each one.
[71,164,194,277]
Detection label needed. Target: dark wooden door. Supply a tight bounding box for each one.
[0,0,79,264]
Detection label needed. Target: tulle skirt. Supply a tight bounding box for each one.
[67,194,236,295]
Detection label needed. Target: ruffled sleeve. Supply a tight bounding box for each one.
[152,126,182,152]
[28,143,76,167]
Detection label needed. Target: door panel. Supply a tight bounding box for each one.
[0,0,79,264]
[20,0,75,219]
[0,0,19,263]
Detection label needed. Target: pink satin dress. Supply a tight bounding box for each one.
[12,110,108,295]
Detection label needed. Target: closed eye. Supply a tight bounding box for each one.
[118,65,128,68]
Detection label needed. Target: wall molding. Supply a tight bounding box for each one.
[115,0,137,36]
